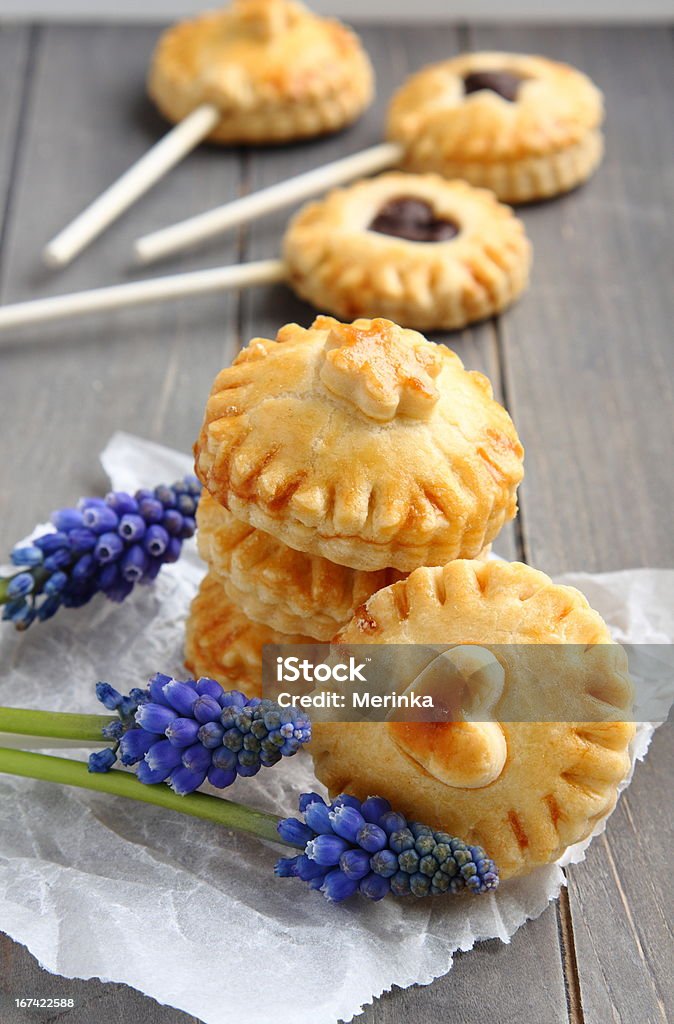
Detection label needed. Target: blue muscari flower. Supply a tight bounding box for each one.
[1,476,201,629]
[7,572,35,599]
[87,674,312,797]
[88,748,118,773]
[275,793,499,903]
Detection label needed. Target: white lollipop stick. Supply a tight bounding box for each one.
[0,260,285,337]
[43,104,221,268]
[135,141,402,264]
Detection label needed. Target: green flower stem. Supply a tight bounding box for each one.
[0,707,117,743]
[0,576,10,604]
[0,748,288,847]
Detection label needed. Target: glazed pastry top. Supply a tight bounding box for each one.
[194,315,524,570]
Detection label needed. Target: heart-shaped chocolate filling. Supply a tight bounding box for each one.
[369,196,459,243]
[463,70,522,102]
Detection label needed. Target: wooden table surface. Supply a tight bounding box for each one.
[0,19,672,1024]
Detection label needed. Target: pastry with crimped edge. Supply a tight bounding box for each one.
[194,315,524,572]
[184,571,316,697]
[197,489,406,640]
[148,0,374,145]
[310,559,635,880]
[387,52,603,203]
[284,173,531,330]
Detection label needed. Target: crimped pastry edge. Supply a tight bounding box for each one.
[397,129,603,205]
[196,491,406,639]
[283,172,532,330]
[184,571,316,697]
[195,317,524,571]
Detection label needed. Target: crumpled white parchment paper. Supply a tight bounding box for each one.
[0,432,671,1024]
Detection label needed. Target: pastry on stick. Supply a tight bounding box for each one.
[1,175,531,335]
[135,50,602,263]
[43,0,373,267]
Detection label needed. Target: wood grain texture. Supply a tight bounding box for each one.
[469,23,674,1024]
[470,24,674,576]
[0,20,671,1024]
[0,934,199,1024]
[567,724,674,1024]
[353,907,569,1024]
[0,24,243,553]
[0,27,31,253]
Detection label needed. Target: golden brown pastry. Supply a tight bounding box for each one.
[196,489,405,639]
[148,0,374,144]
[310,559,635,879]
[194,315,524,572]
[283,173,531,330]
[387,52,604,203]
[184,571,315,696]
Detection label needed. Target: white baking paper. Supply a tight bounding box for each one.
[0,432,671,1024]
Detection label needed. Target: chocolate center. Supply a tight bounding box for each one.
[463,70,522,102]
[369,197,459,243]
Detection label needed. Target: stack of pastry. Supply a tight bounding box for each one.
[187,313,634,879]
[186,313,524,693]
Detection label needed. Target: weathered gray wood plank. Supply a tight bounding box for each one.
[0,933,199,1024]
[0,26,31,238]
[354,906,572,1024]
[470,23,674,1024]
[470,24,674,575]
[0,23,242,553]
[567,723,674,1024]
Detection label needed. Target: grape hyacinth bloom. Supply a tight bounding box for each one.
[0,696,500,907]
[0,476,201,629]
[275,793,499,902]
[88,674,312,796]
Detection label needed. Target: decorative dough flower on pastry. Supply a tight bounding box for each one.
[283,172,531,330]
[387,52,604,203]
[148,0,374,144]
[184,571,316,697]
[194,315,524,572]
[310,559,635,879]
[197,489,406,639]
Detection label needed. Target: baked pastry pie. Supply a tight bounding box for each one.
[197,489,406,639]
[310,559,635,879]
[194,315,524,572]
[148,0,374,144]
[283,173,531,330]
[387,52,604,203]
[184,571,315,696]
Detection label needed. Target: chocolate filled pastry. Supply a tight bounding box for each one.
[283,173,531,330]
[387,52,604,203]
[194,315,524,572]
[149,0,374,144]
[310,559,635,879]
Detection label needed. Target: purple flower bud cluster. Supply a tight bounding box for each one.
[276,792,499,902]
[2,476,200,629]
[88,674,312,796]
